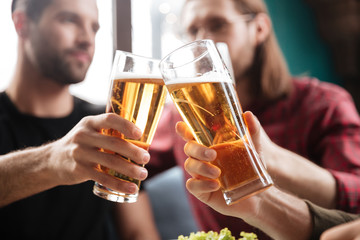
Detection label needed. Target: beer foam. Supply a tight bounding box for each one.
[165,72,232,85]
[114,72,164,84]
[114,72,161,80]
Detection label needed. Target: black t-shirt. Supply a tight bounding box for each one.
[0,92,115,240]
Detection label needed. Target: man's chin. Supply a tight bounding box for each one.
[66,66,90,84]
[52,72,86,85]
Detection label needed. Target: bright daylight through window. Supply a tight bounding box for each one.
[0,0,113,105]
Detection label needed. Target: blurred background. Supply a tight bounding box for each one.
[1,0,359,238]
[2,0,359,108]
[0,0,113,104]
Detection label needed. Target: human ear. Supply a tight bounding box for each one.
[12,11,29,39]
[253,13,272,45]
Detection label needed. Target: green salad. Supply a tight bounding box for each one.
[177,228,258,240]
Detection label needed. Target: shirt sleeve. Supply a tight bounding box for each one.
[305,200,360,240]
[314,87,360,213]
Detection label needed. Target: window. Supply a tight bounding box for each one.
[0,0,113,105]
[70,0,113,105]
[131,0,185,59]
[0,1,17,92]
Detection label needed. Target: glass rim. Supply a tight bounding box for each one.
[109,50,162,84]
[159,39,216,68]
[114,50,161,63]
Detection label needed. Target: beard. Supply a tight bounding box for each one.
[37,49,90,85]
[28,30,92,86]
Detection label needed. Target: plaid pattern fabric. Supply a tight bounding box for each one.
[148,77,360,238]
[252,78,360,213]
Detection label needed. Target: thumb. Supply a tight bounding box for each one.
[243,111,261,143]
[243,111,267,168]
[175,121,195,141]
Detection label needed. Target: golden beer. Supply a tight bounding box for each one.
[166,79,245,147]
[94,77,167,201]
[160,39,272,204]
[167,77,272,203]
[105,77,166,144]
[210,140,260,192]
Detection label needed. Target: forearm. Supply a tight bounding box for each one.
[240,187,312,240]
[0,144,57,207]
[267,146,337,209]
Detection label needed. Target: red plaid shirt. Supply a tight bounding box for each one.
[148,77,360,238]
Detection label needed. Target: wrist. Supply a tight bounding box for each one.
[264,143,289,179]
[40,142,64,187]
[239,186,275,222]
[244,186,312,240]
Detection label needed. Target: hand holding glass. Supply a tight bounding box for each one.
[160,40,272,205]
[93,51,167,203]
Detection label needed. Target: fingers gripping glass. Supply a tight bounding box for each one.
[93,51,167,203]
[159,39,272,205]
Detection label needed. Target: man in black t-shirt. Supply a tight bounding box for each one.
[0,0,160,239]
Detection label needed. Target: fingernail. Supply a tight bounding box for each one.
[204,149,216,159]
[209,181,220,189]
[127,184,138,194]
[133,127,142,138]
[142,152,150,163]
[140,168,148,179]
[209,167,221,178]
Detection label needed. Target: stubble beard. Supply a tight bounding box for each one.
[41,51,89,85]
[29,33,91,86]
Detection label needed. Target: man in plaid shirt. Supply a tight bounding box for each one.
[147,0,360,238]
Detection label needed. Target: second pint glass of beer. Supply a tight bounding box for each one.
[160,40,273,205]
[93,51,167,203]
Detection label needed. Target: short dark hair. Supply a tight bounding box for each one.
[11,0,54,22]
[11,0,17,13]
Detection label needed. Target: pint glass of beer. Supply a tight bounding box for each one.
[93,51,167,203]
[159,40,273,205]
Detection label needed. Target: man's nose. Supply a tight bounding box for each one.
[195,28,213,41]
[77,25,95,48]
